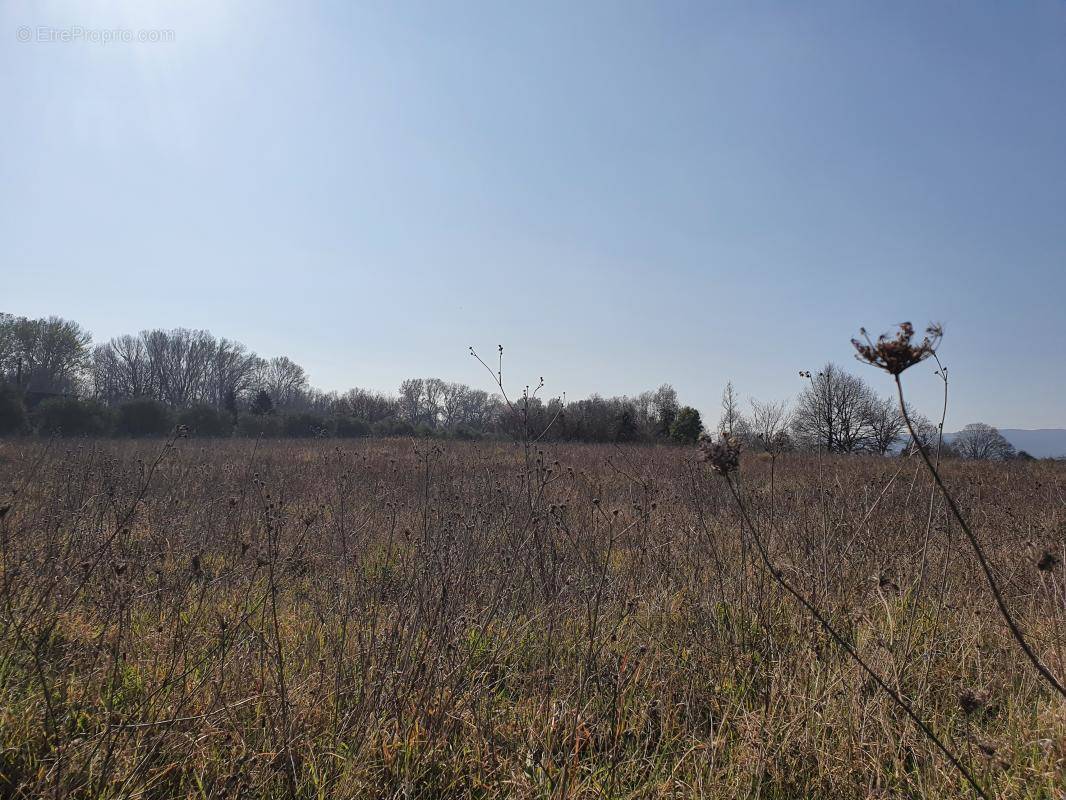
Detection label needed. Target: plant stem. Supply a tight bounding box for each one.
[894,375,1066,699]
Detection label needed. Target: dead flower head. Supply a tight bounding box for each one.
[1036,550,1059,572]
[852,322,943,375]
[958,688,989,716]
[697,435,741,475]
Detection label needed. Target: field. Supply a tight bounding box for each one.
[0,437,1063,798]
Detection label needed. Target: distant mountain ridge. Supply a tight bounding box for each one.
[944,428,1066,459]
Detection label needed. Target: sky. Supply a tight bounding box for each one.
[2,1,1065,430]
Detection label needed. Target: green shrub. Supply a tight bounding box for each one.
[236,413,284,438]
[372,418,415,437]
[452,424,481,441]
[177,406,232,437]
[250,390,273,415]
[34,397,112,437]
[117,399,173,437]
[283,412,332,438]
[334,416,371,438]
[0,385,27,435]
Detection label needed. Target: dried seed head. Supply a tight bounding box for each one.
[852,322,943,375]
[697,435,741,475]
[958,688,988,715]
[1036,550,1059,572]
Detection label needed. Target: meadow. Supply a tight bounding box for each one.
[0,436,1062,798]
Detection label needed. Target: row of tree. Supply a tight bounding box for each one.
[713,372,1022,460]
[0,313,708,443]
[0,312,1029,459]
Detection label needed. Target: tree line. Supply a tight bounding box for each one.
[0,312,1029,459]
[0,313,702,443]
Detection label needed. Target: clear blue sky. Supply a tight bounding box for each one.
[3,1,1064,429]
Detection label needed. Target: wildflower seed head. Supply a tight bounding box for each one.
[697,434,741,475]
[958,688,988,715]
[852,322,943,375]
[1036,550,1059,572]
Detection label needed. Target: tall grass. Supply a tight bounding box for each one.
[0,438,1062,798]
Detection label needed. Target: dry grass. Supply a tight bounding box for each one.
[0,437,1063,798]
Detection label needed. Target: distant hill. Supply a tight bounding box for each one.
[944,428,1066,459]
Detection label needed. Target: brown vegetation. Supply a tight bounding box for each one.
[0,437,1063,798]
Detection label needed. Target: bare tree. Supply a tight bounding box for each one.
[632,390,656,437]
[437,381,469,429]
[864,395,906,454]
[206,338,258,409]
[92,335,154,403]
[254,356,309,410]
[793,363,875,453]
[832,370,874,452]
[899,411,943,457]
[423,378,446,429]
[749,398,792,453]
[141,329,216,406]
[651,383,679,437]
[458,388,496,429]
[398,378,426,426]
[91,330,268,411]
[718,381,750,440]
[954,422,1015,461]
[295,387,339,415]
[339,388,397,423]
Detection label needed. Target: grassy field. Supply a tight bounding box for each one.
[0,437,1062,798]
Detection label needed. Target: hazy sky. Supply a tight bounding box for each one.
[3,1,1064,429]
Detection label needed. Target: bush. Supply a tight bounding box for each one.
[236,413,283,438]
[283,413,332,438]
[334,416,370,438]
[250,390,274,416]
[34,397,112,437]
[177,406,232,437]
[452,424,481,441]
[0,385,27,435]
[371,418,415,438]
[117,399,173,437]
